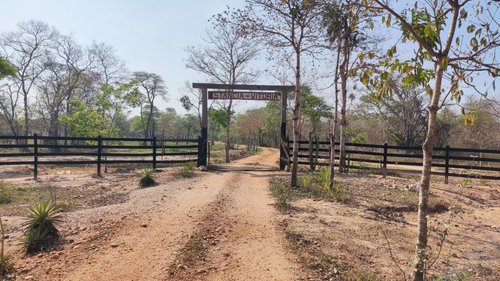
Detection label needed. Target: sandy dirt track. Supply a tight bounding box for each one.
[10,148,301,281]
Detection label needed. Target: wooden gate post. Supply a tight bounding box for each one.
[200,88,208,167]
[152,136,157,170]
[444,145,450,184]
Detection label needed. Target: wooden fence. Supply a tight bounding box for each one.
[0,135,201,179]
[287,139,500,182]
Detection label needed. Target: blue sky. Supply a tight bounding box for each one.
[1,1,497,116]
[0,0,248,114]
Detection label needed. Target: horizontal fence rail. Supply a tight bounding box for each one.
[287,139,500,182]
[0,135,201,179]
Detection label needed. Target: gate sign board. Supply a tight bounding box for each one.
[208,91,280,101]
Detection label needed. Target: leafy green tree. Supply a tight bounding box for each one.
[262,101,282,147]
[0,58,16,79]
[96,81,142,136]
[359,0,500,279]
[60,81,140,138]
[301,87,331,138]
[59,99,109,137]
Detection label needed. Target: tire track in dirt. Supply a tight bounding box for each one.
[25,148,300,281]
[167,148,302,281]
[62,173,238,281]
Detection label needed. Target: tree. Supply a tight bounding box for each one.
[228,0,325,187]
[179,81,203,129]
[156,108,177,139]
[59,99,109,137]
[186,18,258,163]
[235,108,266,151]
[0,58,16,79]
[133,72,167,139]
[0,57,18,137]
[94,81,142,136]
[359,0,500,279]
[360,78,428,147]
[36,33,95,138]
[60,81,140,138]
[301,87,331,138]
[323,0,376,172]
[458,98,500,150]
[261,101,282,147]
[0,21,55,136]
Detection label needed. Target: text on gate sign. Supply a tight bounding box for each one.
[208,91,281,101]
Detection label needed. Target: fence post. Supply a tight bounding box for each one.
[97,135,102,177]
[383,143,388,178]
[33,134,38,180]
[197,136,202,167]
[445,145,450,184]
[152,136,157,170]
[208,141,211,165]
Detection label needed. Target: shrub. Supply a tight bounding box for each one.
[23,201,61,253]
[178,162,196,178]
[139,168,156,187]
[319,168,330,190]
[330,181,350,203]
[270,179,290,212]
[299,175,312,189]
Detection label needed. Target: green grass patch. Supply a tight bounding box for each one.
[269,173,350,213]
[0,181,44,206]
[180,236,206,266]
[0,182,12,205]
[175,162,197,178]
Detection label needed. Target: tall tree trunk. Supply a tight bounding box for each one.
[413,64,444,281]
[338,37,349,171]
[225,123,231,163]
[329,44,341,189]
[23,94,29,136]
[225,97,233,164]
[146,106,153,139]
[291,49,302,188]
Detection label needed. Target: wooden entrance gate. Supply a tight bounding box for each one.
[192,83,294,170]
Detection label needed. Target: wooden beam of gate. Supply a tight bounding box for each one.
[208,91,281,101]
[192,83,294,92]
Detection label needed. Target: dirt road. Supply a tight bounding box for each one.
[16,148,300,281]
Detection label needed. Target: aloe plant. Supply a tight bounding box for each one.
[23,201,61,253]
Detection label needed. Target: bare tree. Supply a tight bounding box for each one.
[180,81,204,129]
[361,78,428,147]
[36,33,94,137]
[133,72,167,139]
[89,41,127,86]
[225,0,325,186]
[186,18,258,163]
[0,21,55,136]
